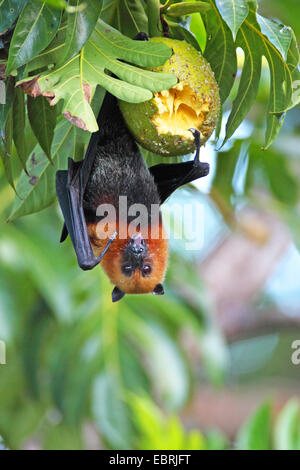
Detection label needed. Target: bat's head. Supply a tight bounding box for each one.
[100,230,168,302]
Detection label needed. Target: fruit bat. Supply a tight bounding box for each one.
[56,91,209,302]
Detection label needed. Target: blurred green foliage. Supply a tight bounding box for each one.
[0,202,226,449]
[0,0,300,451]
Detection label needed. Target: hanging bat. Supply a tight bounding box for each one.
[56,92,209,302]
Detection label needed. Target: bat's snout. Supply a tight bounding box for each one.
[128,233,146,255]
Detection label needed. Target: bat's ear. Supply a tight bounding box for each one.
[152,283,164,296]
[112,286,125,302]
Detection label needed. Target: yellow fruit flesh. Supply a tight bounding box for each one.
[151,82,211,141]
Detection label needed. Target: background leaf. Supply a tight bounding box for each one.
[92,372,132,449]
[1,106,14,188]
[58,0,101,64]
[0,76,15,132]
[167,20,201,50]
[256,14,292,61]
[6,0,62,74]
[27,95,57,161]
[214,0,299,148]
[8,119,75,221]
[215,0,249,39]
[165,1,211,17]
[100,0,148,38]
[12,88,28,173]
[248,145,299,206]
[0,106,15,190]
[190,9,207,51]
[0,0,27,34]
[275,400,300,450]
[237,402,272,450]
[223,10,262,145]
[203,0,237,104]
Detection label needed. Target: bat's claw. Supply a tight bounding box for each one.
[95,230,118,264]
[110,230,118,242]
[188,128,201,148]
[188,128,202,164]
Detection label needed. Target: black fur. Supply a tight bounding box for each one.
[83,95,160,221]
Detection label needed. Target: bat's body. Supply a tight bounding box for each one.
[56,93,209,302]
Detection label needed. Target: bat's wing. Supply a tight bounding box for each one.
[56,93,117,270]
[58,159,81,243]
[149,129,209,204]
[56,158,116,270]
[58,95,107,242]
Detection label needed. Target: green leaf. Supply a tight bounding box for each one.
[261,31,294,148]
[247,12,299,148]
[0,0,27,34]
[0,107,15,190]
[27,95,56,161]
[92,372,132,449]
[8,119,75,221]
[256,14,292,61]
[0,76,15,132]
[59,0,101,64]
[18,19,177,132]
[12,88,28,173]
[264,112,285,150]
[246,144,299,206]
[203,0,237,104]
[190,10,207,52]
[2,106,13,175]
[36,0,67,8]
[261,40,293,115]
[213,140,245,206]
[264,31,300,147]
[275,400,300,450]
[100,0,149,38]
[237,402,272,450]
[215,0,249,39]
[252,145,299,206]
[167,20,200,51]
[145,0,161,37]
[129,394,206,450]
[44,425,84,450]
[223,10,262,145]
[287,31,300,109]
[121,307,190,410]
[6,0,62,74]
[24,22,67,73]
[8,85,105,219]
[218,3,299,147]
[165,1,211,17]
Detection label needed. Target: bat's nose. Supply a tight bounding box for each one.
[128,233,146,255]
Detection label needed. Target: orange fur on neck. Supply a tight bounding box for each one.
[88,219,168,294]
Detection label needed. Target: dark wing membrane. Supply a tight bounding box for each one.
[149,160,209,204]
[56,158,117,270]
[56,93,119,270]
[56,159,98,270]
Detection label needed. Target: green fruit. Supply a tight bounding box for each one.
[119,37,220,156]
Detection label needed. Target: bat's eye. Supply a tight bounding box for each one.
[122,265,133,276]
[142,264,152,276]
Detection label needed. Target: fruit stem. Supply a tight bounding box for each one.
[147,0,163,37]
